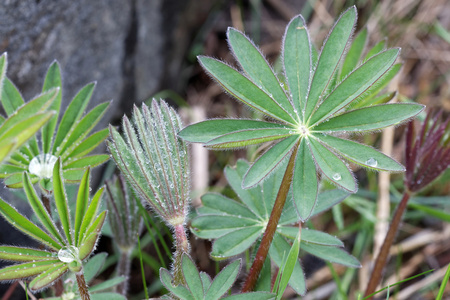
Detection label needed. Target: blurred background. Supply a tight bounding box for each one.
[0,0,449,299]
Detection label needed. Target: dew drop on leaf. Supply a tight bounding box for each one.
[332,173,342,181]
[366,158,378,167]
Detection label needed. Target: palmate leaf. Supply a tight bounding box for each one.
[191,160,352,295]
[0,61,109,190]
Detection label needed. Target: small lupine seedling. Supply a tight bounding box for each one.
[108,99,191,286]
[105,175,142,296]
[0,53,56,163]
[0,159,107,300]
[160,254,276,300]
[0,60,110,193]
[365,110,450,298]
[191,160,357,295]
[179,6,424,291]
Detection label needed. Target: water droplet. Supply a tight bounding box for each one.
[29,154,58,179]
[58,246,79,263]
[332,173,342,181]
[366,158,378,167]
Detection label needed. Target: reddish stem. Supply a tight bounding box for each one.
[364,191,412,299]
[76,272,90,300]
[172,224,190,285]
[241,142,300,293]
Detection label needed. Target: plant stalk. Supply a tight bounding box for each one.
[76,272,90,300]
[172,224,190,285]
[115,247,132,296]
[364,190,412,299]
[241,142,300,293]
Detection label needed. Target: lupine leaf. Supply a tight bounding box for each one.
[211,226,263,258]
[29,263,68,291]
[276,230,300,300]
[243,135,299,188]
[301,243,361,268]
[0,54,6,98]
[314,103,424,132]
[74,168,90,245]
[205,128,293,149]
[182,255,204,300]
[79,211,107,260]
[23,172,64,244]
[200,272,212,295]
[339,27,367,80]
[198,56,296,123]
[293,138,318,221]
[0,246,56,262]
[0,88,58,138]
[304,6,357,120]
[0,141,15,165]
[315,134,405,171]
[205,259,241,300]
[57,102,110,156]
[0,260,60,281]
[42,62,62,154]
[270,233,306,295]
[83,252,108,283]
[308,138,356,192]
[63,154,109,169]
[199,193,257,219]
[225,160,265,218]
[0,112,54,148]
[227,28,296,121]
[349,64,401,110]
[160,268,194,300]
[0,197,61,250]
[64,128,109,159]
[52,82,95,153]
[53,158,73,244]
[1,78,25,116]
[88,277,126,293]
[179,119,291,144]
[277,227,344,247]
[283,14,311,120]
[310,48,400,125]
[191,215,259,239]
[365,39,386,60]
[62,169,90,183]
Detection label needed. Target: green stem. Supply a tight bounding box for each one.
[76,272,90,300]
[364,191,412,299]
[241,142,300,293]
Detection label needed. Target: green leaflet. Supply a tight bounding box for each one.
[205,128,292,149]
[29,263,68,291]
[309,48,400,125]
[304,6,357,120]
[314,103,425,132]
[205,259,240,300]
[270,233,306,295]
[243,135,299,188]
[0,246,56,262]
[300,243,361,268]
[308,138,356,192]
[52,82,95,153]
[274,230,300,300]
[277,227,344,247]
[293,138,318,221]
[211,226,264,258]
[314,134,405,171]
[1,78,25,116]
[198,56,296,123]
[0,260,61,281]
[199,193,257,219]
[283,14,311,120]
[160,268,194,300]
[42,61,62,154]
[63,154,110,169]
[227,28,296,121]
[339,27,368,80]
[191,215,259,239]
[74,168,90,245]
[64,128,109,159]
[182,255,204,299]
[53,158,73,244]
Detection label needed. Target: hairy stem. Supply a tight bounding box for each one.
[76,272,90,300]
[364,191,412,298]
[115,248,132,296]
[172,224,190,285]
[241,142,300,293]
